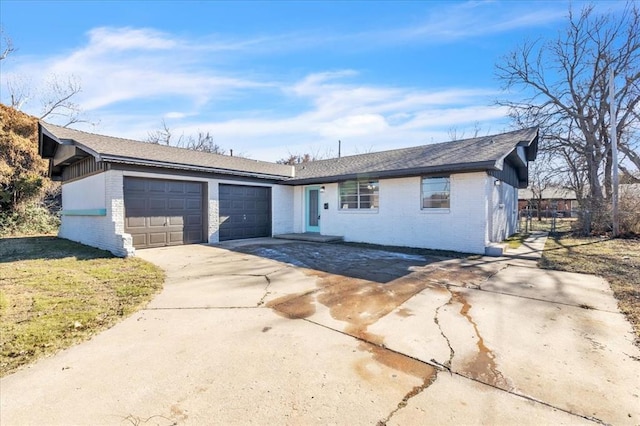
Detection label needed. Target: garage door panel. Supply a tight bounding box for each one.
[168,198,186,210]
[185,183,202,194]
[126,217,146,228]
[148,216,166,227]
[126,198,146,210]
[148,181,167,192]
[149,198,167,210]
[131,234,147,247]
[124,177,205,249]
[168,231,184,243]
[219,184,271,241]
[186,199,201,210]
[125,178,146,192]
[167,182,185,193]
[148,232,168,245]
[186,214,202,226]
[167,216,184,226]
[186,229,203,242]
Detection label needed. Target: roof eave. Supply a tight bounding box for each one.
[285,160,497,185]
[100,155,292,181]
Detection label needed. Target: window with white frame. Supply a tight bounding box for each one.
[339,180,379,209]
[421,176,450,209]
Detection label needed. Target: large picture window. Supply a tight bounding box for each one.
[422,176,450,209]
[339,180,379,210]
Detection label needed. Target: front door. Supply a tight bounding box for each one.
[305,187,320,233]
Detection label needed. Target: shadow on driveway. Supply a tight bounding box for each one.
[227,240,446,284]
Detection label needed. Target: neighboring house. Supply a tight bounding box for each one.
[518,187,578,218]
[38,124,538,256]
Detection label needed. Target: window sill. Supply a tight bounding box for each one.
[338,209,379,214]
[420,208,450,214]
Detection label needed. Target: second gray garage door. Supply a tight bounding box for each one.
[124,177,205,249]
[219,184,271,241]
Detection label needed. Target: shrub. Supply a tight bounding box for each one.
[0,202,60,236]
[575,190,640,236]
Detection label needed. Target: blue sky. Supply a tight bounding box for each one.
[0,1,621,161]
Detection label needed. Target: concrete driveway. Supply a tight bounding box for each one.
[1,239,639,425]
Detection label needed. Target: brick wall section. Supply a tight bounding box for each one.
[272,185,294,234]
[297,172,491,254]
[59,171,133,257]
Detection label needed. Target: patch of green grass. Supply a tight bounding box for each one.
[503,233,530,249]
[0,236,164,376]
[541,234,640,346]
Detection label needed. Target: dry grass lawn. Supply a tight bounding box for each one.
[0,236,164,376]
[541,234,640,345]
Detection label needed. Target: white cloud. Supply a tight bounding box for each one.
[86,27,178,51]
[1,21,519,162]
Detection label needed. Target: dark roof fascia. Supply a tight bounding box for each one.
[520,130,539,161]
[284,160,498,185]
[100,155,292,181]
[39,123,64,158]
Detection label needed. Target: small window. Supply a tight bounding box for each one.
[339,180,379,209]
[422,176,450,209]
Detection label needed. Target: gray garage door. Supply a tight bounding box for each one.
[219,184,271,241]
[124,177,205,249]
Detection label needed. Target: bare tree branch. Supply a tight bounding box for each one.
[496,2,640,213]
[0,27,16,61]
[38,75,86,127]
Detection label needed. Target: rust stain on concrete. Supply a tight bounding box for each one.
[396,308,414,318]
[266,292,316,319]
[418,264,492,288]
[451,291,509,389]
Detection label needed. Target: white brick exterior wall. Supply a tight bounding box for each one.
[293,172,498,254]
[59,171,134,257]
[60,168,517,257]
[272,184,295,235]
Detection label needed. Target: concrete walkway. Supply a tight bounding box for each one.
[1,240,639,425]
[502,231,549,264]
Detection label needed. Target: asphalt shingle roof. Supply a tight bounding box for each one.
[290,127,538,183]
[40,123,537,183]
[40,122,295,179]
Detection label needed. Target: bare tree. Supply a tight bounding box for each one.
[147,122,226,154]
[496,3,640,217]
[448,122,485,141]
[276,153,315,165]
[38,74,85,127]
[276,146,335,165]
[0,27,15,61]
[147,120,172,145]
[178,131,225,154]
[6,75,31,110]
[2,30,89,128]
[526,151,562,220]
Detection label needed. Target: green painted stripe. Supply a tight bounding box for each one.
[61,208,107,216]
